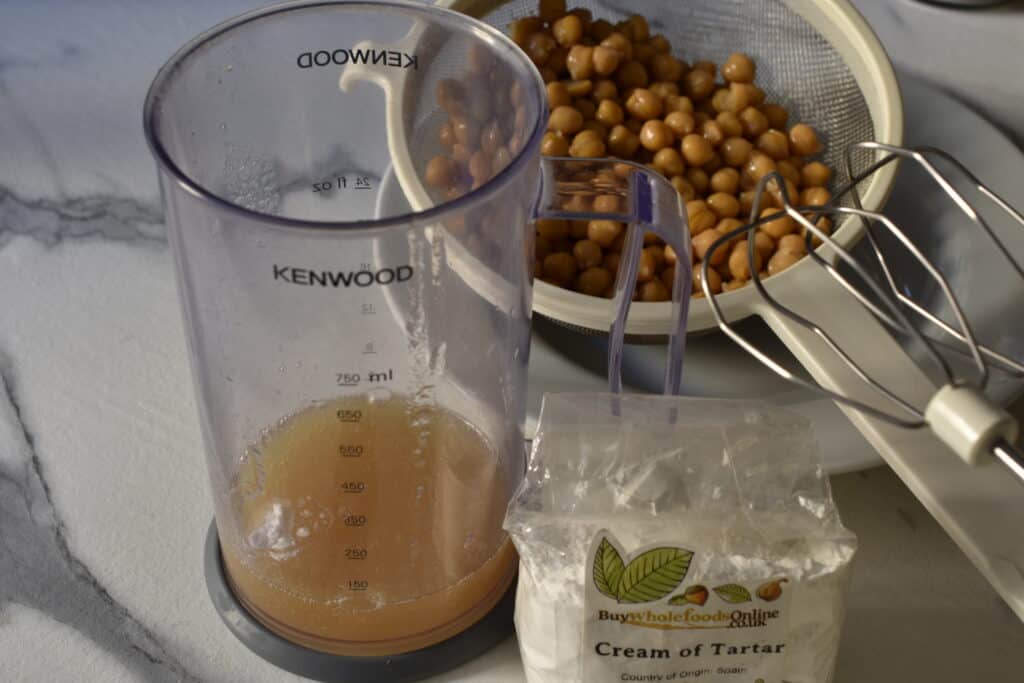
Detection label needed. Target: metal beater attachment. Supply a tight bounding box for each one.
[701,142,1024,482]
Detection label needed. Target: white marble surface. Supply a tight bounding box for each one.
[1,1,1023,682]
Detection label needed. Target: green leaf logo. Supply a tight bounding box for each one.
[667,594,688,606]
[616,547,694,604]
[593,538,626,600]
[712,583,752,604]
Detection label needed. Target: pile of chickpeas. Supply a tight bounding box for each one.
[425,0,835,301]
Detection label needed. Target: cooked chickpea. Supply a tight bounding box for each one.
[650,53,685,82]
[789,123,822,156]
[574,98,597,120]
[492,145,512,173]
[707,192,741,219]
[768,249,802,275]
[625,88,663,120]
[639,279,670,301]
[684,167,710,195]
[579,119,604,138]
[641,83,673,104]
[752,231,774,262]
[569,130,606,156]
[587,219,622,247]
[665,111,696,137]
[683,69,715,100]
[616,60,649,88]
[526,32,557,67]
[693,228,729,265]
[549,105,583,134]
[593,194,620,213]
[721,279,748,292]
[510,17,544,47]
[670,175,696,202]
[743,152,777,187]
[535,234,552,261]
[710,167,740,194]
[689,209,717,236]
[633,42,656,66]
[589,19,615,42]
[546,82,571,109]
[577,266,613,296]
[776,159,801,187]
[425,155,454,188]
[692,263,723,295]
[541,131,570,156]
[692,60,716,76]
[592,79,618,101]
[653,147,685,177]
[729,240,762,280]
[720,136,753,167]
[739,190,758,215]
[566,44,595,79]
[451,142,471,164]
[756,129,790,160]
[762,103,789,130]
[595,99,624,126]
[552,14,584,46]
[767,176,798,208]
[759,207,796,238]
[722,52,755,83]
[602,251,621,272]
[714,111,742,138]
[439,121,455,147]
[801,186,831,206]
[639,120,674,151]
[739,106,769,138]
[636,248,657,282]
[681,133,714,166]
[468,150,491,181]
[600,32,633,60]
[536,218,570,240]
[539,0,567,22]
[543,251,578,285]
[569,219,589,239]
[664,95,694,114]
[711,88,731,114]
[589,45,619,76]
[777,233,808,256]
[607,125,640,157]
[572,239,603,269]
[701,120,725,147]
[801,161,831,188]
[566,79,593,97]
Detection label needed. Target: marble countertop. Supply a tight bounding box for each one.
[1,1,1023,681]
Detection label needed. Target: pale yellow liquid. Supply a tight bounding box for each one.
[221,394,517,656]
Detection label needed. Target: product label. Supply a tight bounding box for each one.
[583,531,791,682]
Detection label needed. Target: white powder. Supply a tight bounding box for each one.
[504,395,857,683]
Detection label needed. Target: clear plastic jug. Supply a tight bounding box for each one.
[144,0,689,663]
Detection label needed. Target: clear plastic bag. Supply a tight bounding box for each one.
[504,394,857,683]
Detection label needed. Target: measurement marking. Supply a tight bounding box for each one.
[361,304,376,315]
[338,382,359,386]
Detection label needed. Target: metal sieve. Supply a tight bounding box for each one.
[441,0,902,335]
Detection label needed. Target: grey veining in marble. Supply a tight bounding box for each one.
[0,189,164,248]
[0,354,198,682]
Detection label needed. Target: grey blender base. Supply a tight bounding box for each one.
[203,522,516,683]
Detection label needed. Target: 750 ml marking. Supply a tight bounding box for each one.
[336,369,393,386]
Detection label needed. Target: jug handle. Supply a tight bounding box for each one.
[534,157,692,396]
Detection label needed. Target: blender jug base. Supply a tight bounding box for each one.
[203,522,516,683]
